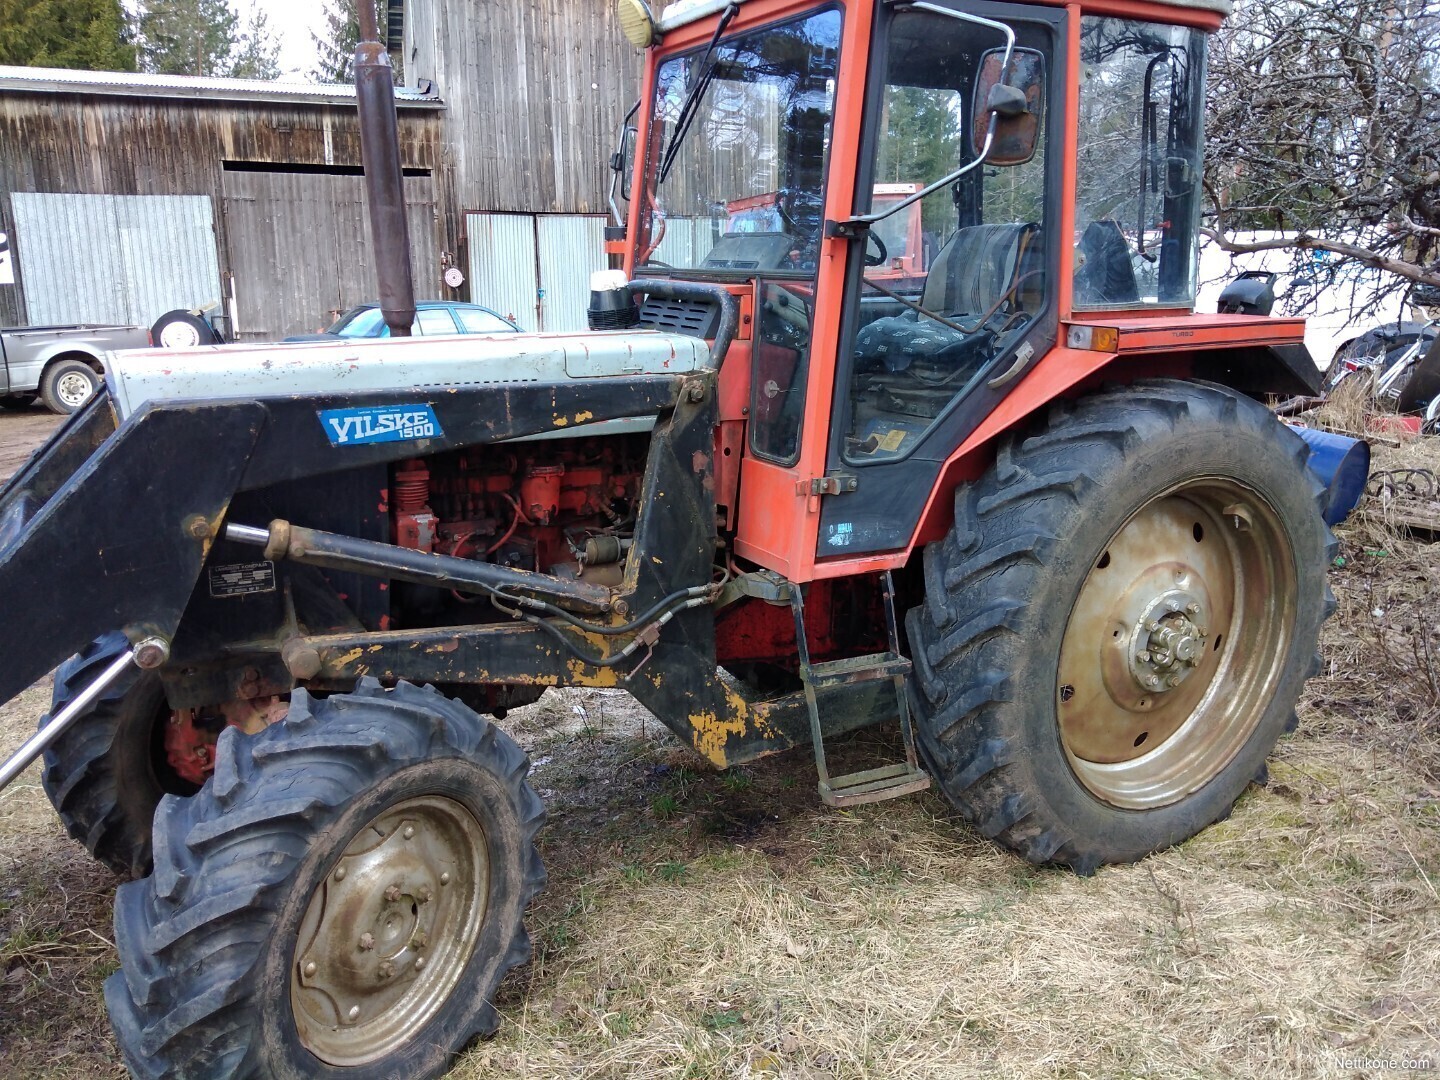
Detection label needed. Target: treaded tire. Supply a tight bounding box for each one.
[906,380,1336,873]
[104,678,546,1080]
[39,357,100,414]
[41,632,180,877]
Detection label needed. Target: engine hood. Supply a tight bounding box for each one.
[103,329,712,421]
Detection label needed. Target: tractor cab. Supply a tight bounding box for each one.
[612,0,1312,579]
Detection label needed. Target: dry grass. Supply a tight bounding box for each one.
[3,446,1440,1079]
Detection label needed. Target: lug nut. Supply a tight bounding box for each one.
[384,884,402,903]
[303,960,317,978]
[1137,651,1151,664]
[359,933,375,952]
[1186,603,1200,615]
[1167,676,1181,687]
[1148,621,1161,633]
[416,885,433,904]
[377,960,395,980]
[402,825,415,840]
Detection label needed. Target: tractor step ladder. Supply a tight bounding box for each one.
[789,570,931,808]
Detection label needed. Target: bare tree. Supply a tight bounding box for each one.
[1205,0,1440,310]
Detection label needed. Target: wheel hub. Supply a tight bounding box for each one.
[291,796,488,1066]
[1127,590,1207,691]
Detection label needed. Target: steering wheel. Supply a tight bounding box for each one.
[864,230,889,267]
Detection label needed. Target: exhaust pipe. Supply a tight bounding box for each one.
[355,1,415,337]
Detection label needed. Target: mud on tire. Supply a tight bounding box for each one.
[105,678,546,1080]
[907,380,1336,872]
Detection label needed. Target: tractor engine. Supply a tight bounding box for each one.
[387,434,649,600]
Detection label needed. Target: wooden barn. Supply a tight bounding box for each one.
[0,2,641,339]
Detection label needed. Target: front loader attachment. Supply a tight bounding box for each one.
[0,391,266,709]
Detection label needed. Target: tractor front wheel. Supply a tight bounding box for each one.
[105,679,546,1080]
[41,633,189,877]
[907,381,1334,871]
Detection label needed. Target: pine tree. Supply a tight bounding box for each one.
[0,0,137,71]
[229,8,281,80]
[311,0,388,83]
[136,0,239,77]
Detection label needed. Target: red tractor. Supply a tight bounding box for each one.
[0,0,1335,1075]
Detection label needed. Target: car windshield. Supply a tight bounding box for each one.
[639,7,842,274]
[328,307,386,338]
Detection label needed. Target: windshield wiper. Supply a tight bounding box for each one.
[656,3,740,186]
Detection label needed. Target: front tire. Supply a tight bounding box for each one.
[105,679,546,1080]
[41,634,184,877]
[907,381,1334,872]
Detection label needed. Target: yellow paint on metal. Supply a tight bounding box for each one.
[687,683,758,766]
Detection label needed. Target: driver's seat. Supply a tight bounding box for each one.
[854,222,1037,373]
[920,222,1034,315]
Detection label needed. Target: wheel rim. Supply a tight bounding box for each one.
[159,322,201,348]
[291,795,489,1065]
[1055,479,1296,809]
[55,371,93,408]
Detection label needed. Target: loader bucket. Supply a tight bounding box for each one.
[0,390,265,709]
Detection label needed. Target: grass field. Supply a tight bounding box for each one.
[1,446,1437,1079]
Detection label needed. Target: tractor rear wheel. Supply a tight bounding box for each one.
[907,381,1334,872]
[105,679,546,1080]
[41,633,190,877]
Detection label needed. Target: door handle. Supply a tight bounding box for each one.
[987,339,1036,389]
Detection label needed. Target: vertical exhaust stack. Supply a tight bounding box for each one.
[355,0,415,337]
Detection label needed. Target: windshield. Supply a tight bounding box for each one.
[329,307,385,338]
[639,8,842,274]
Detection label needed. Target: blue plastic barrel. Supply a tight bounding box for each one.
[1291,425,1370,526]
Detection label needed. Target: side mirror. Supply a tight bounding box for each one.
[612,125,638,201]
[972,47,1045,167]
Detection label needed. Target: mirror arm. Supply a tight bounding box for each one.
[831,2,1014,238]
[829,123,996,238]
[608,100,641,226]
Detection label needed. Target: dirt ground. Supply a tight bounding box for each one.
[0,406,61,482]
[0,412,1437,1079]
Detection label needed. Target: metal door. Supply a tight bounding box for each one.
[466,213,540,332]
[10,193,221,328]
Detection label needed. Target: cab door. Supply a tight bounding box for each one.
[817,0,1065,559]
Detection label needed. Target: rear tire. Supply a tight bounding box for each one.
[39,357,100,414]
[105,679,546,1080]
[41,633,183,877]
[907,381,1334,872]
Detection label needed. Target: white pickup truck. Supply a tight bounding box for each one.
[0,323,151,414]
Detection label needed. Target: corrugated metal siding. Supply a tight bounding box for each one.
[9,192,221,327]
[653,217,718,267]
[467,213,539,332]
[223,170,438,339]
[536,215,606,332]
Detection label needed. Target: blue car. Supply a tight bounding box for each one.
[283,302,519,342]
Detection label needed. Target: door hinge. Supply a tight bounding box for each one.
[797,474,859,496]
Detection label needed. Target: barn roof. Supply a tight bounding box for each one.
[0,66,444,108]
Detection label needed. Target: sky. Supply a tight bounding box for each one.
[239,0,329,77]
